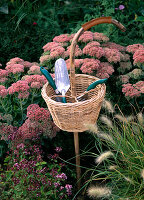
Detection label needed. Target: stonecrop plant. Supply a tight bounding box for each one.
[40,32,144,99]
[0,57,60,154]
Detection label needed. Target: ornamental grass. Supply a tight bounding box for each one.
[84,101,144,200]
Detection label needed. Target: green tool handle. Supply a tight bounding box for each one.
[40,66,66,103]
[62,97,67,103]
[40,66,57,91]
[86,78,108,91]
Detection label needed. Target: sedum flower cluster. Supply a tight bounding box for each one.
[40,31,118,78]
[0,105,60,148]
[0,57,60,145]
[18,104,60,140]
[40,32,144,99]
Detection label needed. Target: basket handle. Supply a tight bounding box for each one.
[70,16,126,97]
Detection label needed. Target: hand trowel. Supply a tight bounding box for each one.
[55,58,70,103]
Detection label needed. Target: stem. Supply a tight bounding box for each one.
[19,99,24,123]
[31,89,36,104]
[0,98,7,113]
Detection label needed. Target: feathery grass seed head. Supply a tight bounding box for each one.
[95,151,114,164]
[87,186,111,198]
[98,133,115,144]
[102,99,114,113]
[109,165,117,170]
[141,169,144,180]
[137,113,144,125]
[100,115,113,128]
[114,114,127,122]
[85,123,98,134]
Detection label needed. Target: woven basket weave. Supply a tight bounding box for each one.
[41,17,125,132]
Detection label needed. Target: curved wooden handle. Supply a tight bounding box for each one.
[82,17,126,32]
[70,17,126,97]
[82,16,112,30]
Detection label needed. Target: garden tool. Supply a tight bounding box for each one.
[55,58,70,103]
[40,66,62,102]
[77,78,108,101]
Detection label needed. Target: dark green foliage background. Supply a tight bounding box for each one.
[0,0,144,67]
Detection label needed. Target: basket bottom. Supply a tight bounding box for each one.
[51,101,102,132]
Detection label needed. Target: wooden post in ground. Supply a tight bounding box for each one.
[74,132,81,190]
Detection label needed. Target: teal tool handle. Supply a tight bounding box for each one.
[62,96,67,103]
[86,78,108,91]
[40,66,57,91]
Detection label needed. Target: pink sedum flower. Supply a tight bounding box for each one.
[18,91,30,99]
[118,62,132,73]
[39,55,51,64]
[0,69,9,78]
[66,45,82,57]
[43,42,62,52]
[0,69,9,83]
[50,46,65,59]
[22,75,47,88]
[30,82,41,89]
[27,104,40,115]
[120,53,130,61]
[0,85,8,98]
[133,49,144,65]
[104,48,121,63]
[23,61,33,68]
[18,119,38,140]
[102,42,125,51]
[0,77,8,83]
[78,31,93,43]
[122,81,144,98]
[119,75,130,84]
[28,65,41,75]
[6,57,24,65]
[93,32,109,42]
[18,104,60,140]
[134,81,144,92]
[13,67,24,74]
[96,62,114,79]
[126,44,144,54]
[8,80,30,95]
[66,59,83,70]
[6,64,24,74]
[53,34,72,43]
[83,43,104,59]
[80,58,100,74]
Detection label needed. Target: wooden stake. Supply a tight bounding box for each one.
[74,132,81,190]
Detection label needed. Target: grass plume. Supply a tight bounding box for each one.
[95,151,114,164]
[87,186,111,198]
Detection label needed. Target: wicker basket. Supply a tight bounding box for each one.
[41,17,126,132]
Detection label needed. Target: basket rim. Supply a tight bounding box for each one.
[41,74,106,107]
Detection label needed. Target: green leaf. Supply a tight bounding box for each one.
[4,156,11,163]
[135,16,144,22]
